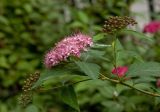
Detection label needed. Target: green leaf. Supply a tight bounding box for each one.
[25,105,38,112]
[23,4,33,13]
[120,29,152,41]
[81,49,109,61]
[93,44,111,49]
[32,68,71,88]
[114,39,124,52]
[78,11,89,23]
[119,29,153,41]
[124,50,143,62]
[127,62,160,77]
[75,61,100,79]
[129,96,150,104]
[93,33,105,41]
[0,16,9,25]
[113,39,124,62]
[0,56,9,68]
[60,85,79,111]
[69,21,84,28]
[116,84,130,94]
[88,50,105,57]
[114,40,143,64]
[134,76,156,83]
[117,50,143,62]
[134,83,153,90]
[99,86,116,98]
[102,101,124,112]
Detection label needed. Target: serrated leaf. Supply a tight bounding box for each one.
[81,49,109,61]
[119,29,153,41]
[127,62,160,77]
[75,61,100,79]
[32,68,71,88]
[60,85,79,111]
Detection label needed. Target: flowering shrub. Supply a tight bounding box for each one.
[19,16,160,111]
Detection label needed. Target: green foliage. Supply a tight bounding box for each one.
[60,85,79,111]
[75,61,100,79]
[119,29,153,41]
[93,33,106,41]
[0,0,133,88]
[126,61,160,85]
[127,62,160,77]
[25,105,39,112]
[32,68,72,88]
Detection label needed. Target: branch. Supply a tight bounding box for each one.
[37,74,160,97]
[100,74,160,97]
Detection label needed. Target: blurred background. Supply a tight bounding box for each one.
[0,0,160,112]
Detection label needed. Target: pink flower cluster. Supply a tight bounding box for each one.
[44,33,93,68]
[143,21,160,33]
[112,66,128,77]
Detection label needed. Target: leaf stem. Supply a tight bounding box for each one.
[113,35,117,68]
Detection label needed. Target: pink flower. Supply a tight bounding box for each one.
[44,33,93,68]
[143,21,160,33]
[112,66,128,77]
[156,79,160,88]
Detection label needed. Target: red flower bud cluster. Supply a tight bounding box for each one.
[112,66,128,77]
[143,21,160,33]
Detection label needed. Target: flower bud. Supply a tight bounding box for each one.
[112,66,128,77]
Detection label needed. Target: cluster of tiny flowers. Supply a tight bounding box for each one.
[103,16,137,34]
[112,66,128,77]
[143,21,160,33]
[44,33,93,68]
[19,72,40,107]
